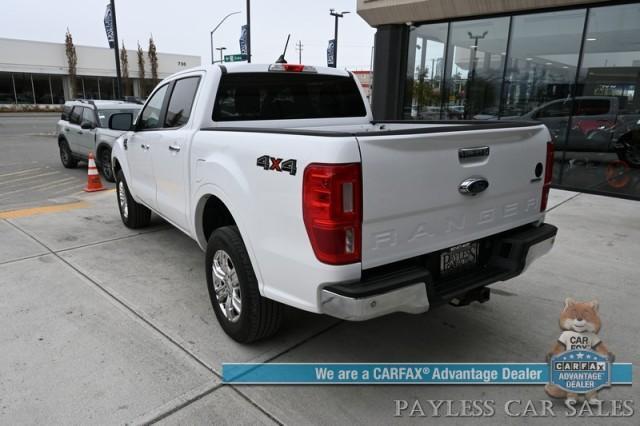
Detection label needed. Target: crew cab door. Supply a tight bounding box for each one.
[128,84,170,208]
[150,76,201,229]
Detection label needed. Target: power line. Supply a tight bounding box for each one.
[296,40,303,64]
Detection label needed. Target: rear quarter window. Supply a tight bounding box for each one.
[213,72,366,121]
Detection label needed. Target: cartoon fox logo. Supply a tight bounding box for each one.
[544,298,614,403]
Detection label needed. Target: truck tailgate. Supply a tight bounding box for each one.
[357,124,549,269]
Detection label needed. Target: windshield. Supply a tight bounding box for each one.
[213,72,367,121]
[97,108,140,128]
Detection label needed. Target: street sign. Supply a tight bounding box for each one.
[224,54,248,62]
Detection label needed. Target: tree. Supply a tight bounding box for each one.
[120,42,130,96]
[148,35,158,86]
[65,29,78,98]
[137,42,146,96]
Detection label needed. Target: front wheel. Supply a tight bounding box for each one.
[205,226,282,343]
[115,170,151,229]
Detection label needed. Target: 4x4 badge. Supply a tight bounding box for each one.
[256,155,297,176]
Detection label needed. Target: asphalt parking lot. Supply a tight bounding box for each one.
[1,116,638,424]
[0,113,115,212]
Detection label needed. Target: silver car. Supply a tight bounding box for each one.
[57,100,141,182]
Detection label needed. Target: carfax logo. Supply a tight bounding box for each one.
[545,298,615,403]
[550,349,610,394]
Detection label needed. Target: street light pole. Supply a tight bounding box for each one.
[329,9,349,68]
[246,0,251,63]
[210,11,241,64]
[216,47,227,63]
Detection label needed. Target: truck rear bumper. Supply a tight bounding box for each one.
[320,223,557,321]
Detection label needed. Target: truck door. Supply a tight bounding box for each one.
[150,76,201,230]
[127,84,170,208]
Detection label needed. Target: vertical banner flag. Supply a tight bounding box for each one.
[239,25,248,56]
[327,39,336,67]
[104,3,115,48]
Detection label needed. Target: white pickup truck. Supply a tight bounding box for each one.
[109,63,557,343]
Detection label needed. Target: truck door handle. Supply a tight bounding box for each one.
[140,143,149,150]
[168,145,181,152]
[64,128,70,132]
[77,131,83,135]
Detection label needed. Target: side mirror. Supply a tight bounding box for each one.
[109,113,134,131]
[80,120,95,130]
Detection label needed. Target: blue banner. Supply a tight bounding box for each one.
[239,25,248,56]
[327,39,336,67]
[104,4,115,49]
[223,363,633,385]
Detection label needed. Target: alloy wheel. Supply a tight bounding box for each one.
[212,249,242,323]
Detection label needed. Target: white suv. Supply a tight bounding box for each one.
[57,100,141,182]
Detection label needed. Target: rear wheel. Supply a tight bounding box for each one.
[206,226,283,343]
[98,147,115,182]
[59,139,78,168]
[115,170,151,229]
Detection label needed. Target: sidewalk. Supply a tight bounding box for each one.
[0,189,638,425]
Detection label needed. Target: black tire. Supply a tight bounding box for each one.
[98,147,115,182]
[115,169,151,229]
[617,135,640,168]
[206,226,282,343]
[59,139,78,168]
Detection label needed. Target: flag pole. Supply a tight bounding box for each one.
[110,0,123,99]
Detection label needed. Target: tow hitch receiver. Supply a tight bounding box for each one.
[449,287,491,307]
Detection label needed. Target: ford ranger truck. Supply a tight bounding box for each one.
[108,63,558,343]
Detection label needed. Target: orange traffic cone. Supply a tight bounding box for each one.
[84,152,107,192]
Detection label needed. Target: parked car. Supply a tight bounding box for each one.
[109,63,557,343]
[520,96,640,167]
[57,100,142,181]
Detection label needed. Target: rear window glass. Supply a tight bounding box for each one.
[69,107,82,124]
[212,72,367,121]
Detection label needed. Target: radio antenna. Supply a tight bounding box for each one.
[275,34,291,64]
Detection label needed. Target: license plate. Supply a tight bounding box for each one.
[440,241,480,276]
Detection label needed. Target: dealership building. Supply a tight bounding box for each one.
[0,37,200,105]
[359,0,640,200]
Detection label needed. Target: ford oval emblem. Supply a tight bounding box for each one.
[459,177,489,196]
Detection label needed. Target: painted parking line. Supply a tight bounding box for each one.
[0,200,90,220]
[0,167,42,178]
[0,176,78,198]
[0,170,60,186]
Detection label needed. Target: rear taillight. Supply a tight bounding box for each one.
[303,163,362,265]
[540,141,554,212]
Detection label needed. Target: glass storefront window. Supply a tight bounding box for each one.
[562,3,640,198]
[13,73,34,104]
[502,10,585,120]
[51,76,65,104]
[98,77,116,100]
[32,74,52,104]
[443,17,509,119]
[404,23,448,119]
[81,77,100,99]
[0,72,14,104]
